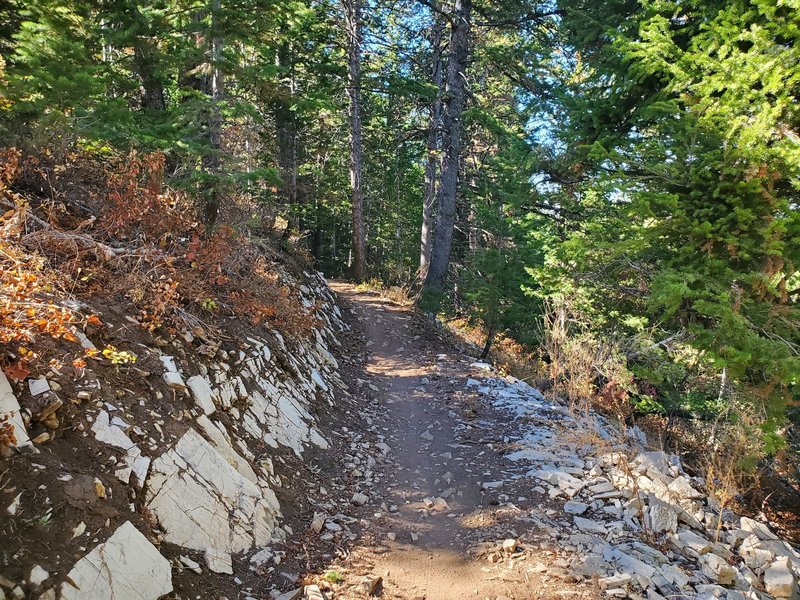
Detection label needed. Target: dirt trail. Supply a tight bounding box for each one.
[324,283,580,600]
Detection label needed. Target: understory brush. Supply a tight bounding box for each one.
[0,146,316,377]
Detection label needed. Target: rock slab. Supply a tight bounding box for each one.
[60,521,172,600]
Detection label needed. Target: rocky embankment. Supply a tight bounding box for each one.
[471,372,800,600]
[0,271,348,600]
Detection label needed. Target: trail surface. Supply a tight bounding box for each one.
[321,283,582,600]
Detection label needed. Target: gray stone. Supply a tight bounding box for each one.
[598,574,632,589]
[574,516,607,534]
[674,529,713,557]
[659,564,691,588]
[564,501,589,515]
[352,492,369,506]
[187,375,216,415]
[420,430,434,442]
[28,377,50,396]
[764,558,798,598]
[204,548,233,574]
[249,549,273,568]
[60,521,172,600]
[694,584,727,599]
[28,565,48,587]
[589,481,616,494]
[699,554,737,585]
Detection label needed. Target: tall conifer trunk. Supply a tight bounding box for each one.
[344,0,366,281]
[423,0,472,292]
[202,0,223,227]
[420,12,445,278]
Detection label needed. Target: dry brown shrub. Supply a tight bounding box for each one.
[0,149,85,346]
[2,146,315,354]
[542,298,632,413]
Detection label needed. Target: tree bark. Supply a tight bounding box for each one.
[480,322,496,359]
[423,0,472,292]
[272,40,300,234]
[419,12,445,277]
[344,0,366,281]
[201,0,223,227]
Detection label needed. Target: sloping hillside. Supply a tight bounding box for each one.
[0,150,354,598]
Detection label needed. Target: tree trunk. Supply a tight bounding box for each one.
[423,0,472,292]
[197,0,223,227]
[419,13,445,278]
[344,0,366,281]
[272,39,300,235]
[480,323,496,359]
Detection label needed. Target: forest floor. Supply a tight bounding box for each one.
[304,282,601,600]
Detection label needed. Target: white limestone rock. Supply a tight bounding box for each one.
[28,565,49,587]
[741,517,779,541]
[195,414,257,484]
[160,356,186,390]
[162,371,186,390]
[764,558,798,598]
[674,529,713,558]
[204,548,233,574]
[740,535,775,573]
[60,521,172,600]
[187,375,216,415]
[574,516,607,534]
[91,410,150,488]
[0,371,30,448]
[310,369,328,392]
[645,499,678,533]
[699,554,737,585]
[145,429,279,555]
[667,476,703,500]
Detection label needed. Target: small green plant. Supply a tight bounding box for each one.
[200,297,218,311]
[324,570,344,584]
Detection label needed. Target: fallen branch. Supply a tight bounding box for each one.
[1,197,124,262]
[625,330,686,360]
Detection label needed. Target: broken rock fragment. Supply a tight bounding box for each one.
[0,371,31,448]
[204,547,233,574]
[60,521,172,600]
[764,557,798,598]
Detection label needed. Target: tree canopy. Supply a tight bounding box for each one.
[1,0,798,455]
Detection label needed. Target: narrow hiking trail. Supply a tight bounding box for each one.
[321,283,594,600]
[298,284,800,600]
